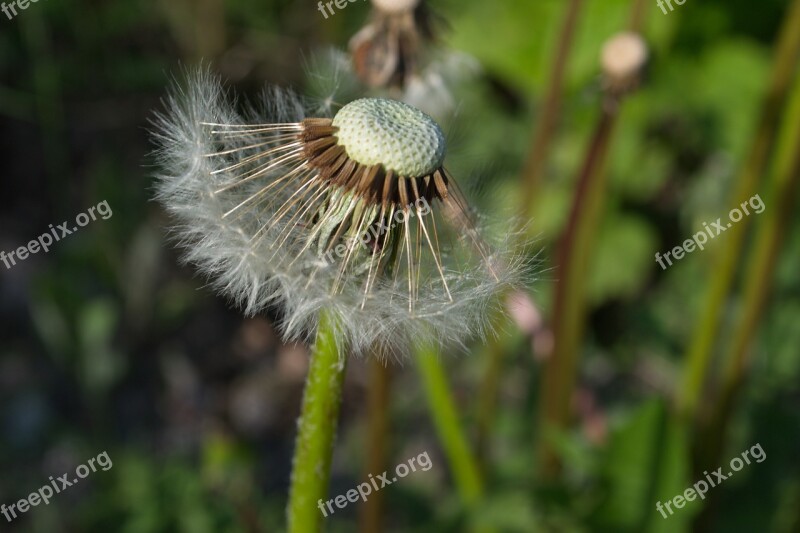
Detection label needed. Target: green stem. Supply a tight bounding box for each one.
[719,78,800,418]
[691,70,800,533]
[677,0,800,419]
[719,150,800,408]
[287,312,347,533]
[415,345,483,509]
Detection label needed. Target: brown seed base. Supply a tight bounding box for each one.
[299,118,450,209]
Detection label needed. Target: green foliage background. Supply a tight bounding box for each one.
[0,0,797,531]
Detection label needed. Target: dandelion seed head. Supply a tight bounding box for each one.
[152,70,534,360]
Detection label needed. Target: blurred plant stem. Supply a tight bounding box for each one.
[415,346,485,521]
[20,9,67,203]
[535,0,648,480]
[477,0,584,471]
[162,0,226,62]
[537,100,619,479]
[517,0,585,227]
[692,75,800,532]
[287,312,347,533]
[475,335,504,468]
[677,0,800,420]
[627,0,648,32]
[360,359,391,533]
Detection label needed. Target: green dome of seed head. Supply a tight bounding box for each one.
[332,98,446,178]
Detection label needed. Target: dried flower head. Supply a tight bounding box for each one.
[600,31,649,96]
[350,0,439,89]
[152,70,529,359]
[372,0,421,14]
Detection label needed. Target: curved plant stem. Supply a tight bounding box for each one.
[537,102,619,479]
[535,0,647,480]
[415,345,484,510]
[477,0,585,472]
[517,0,585,227]
[287,311,347,533]
[677,0,800,419]
[359,359,391,533]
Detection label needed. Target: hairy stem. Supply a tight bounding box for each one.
[287,312,347,533]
